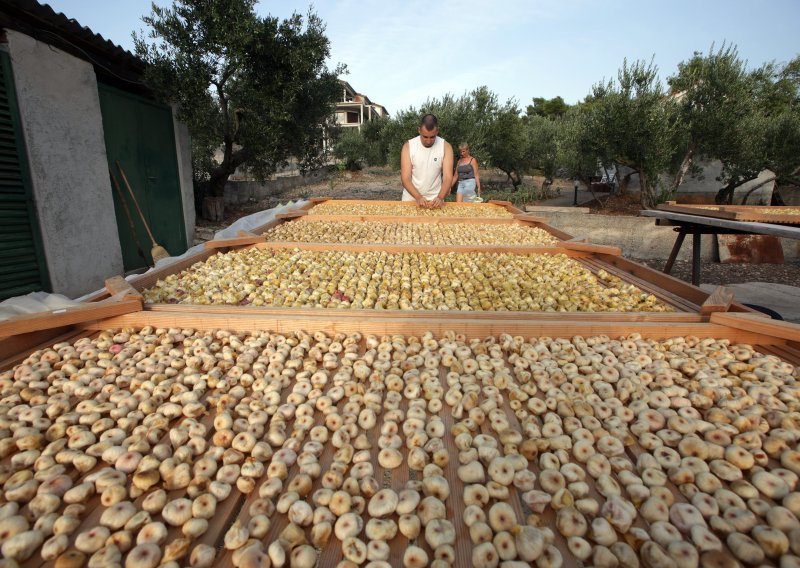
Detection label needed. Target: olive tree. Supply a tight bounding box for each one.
[589,59,685,208]
[134,0,342,219]
[668,47,800,204]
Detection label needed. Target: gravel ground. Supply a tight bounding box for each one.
[633,258,800,287]
[197,168,800,288]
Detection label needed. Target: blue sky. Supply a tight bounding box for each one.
[46,1,799,116]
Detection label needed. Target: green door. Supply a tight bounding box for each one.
[0,50,51,300]
[98,84,187,271]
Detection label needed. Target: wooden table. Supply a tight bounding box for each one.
[640,209,800,285]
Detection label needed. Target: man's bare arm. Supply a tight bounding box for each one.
[431,142,455,208]
[400,142,427,207]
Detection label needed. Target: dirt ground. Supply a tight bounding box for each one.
[197,167,800,287]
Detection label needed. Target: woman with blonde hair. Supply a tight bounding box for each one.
[451,143,481,202]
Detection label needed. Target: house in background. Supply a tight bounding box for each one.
[0,0,194,300]
[335,80,389,131]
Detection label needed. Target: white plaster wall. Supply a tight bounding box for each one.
[172,107,195,246]
[618,161,775,204]
[6,30,123,298]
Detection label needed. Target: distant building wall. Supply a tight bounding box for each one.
[618,161,775,204]
[6,30,123,297]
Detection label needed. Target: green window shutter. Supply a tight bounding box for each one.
[0,49,50,300]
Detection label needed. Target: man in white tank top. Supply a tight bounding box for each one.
[400,114,454,208]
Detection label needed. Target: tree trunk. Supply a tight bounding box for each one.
[715,180,740,205]
[202,196,225,222]
[639,171,658,209]
[741,175,777,205]
[672,149,694,193]
[617,167,633,195]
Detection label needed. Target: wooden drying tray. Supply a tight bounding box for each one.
[1,312,798,568]
[242,201,574,244]
[307,197,525,215]
[144,239,704,318]
[83,240,749,319]
[658,202,800,225]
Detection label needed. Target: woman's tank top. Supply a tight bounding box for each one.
[402,136,445,201]
[457,160,475,181]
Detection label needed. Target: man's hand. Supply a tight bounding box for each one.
[430,197,444,209]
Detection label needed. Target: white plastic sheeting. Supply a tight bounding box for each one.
[0,292,79,321]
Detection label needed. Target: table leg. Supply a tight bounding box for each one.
[664,230,687,274]
[692,232,702,286]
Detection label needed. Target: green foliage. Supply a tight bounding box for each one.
[554,108,600,186]
[481,184,560,206]
[332,129,367,170]
[588,59,685,208]
[668,46,800,203]
[359,119,389,166]
[524,116,558,184]
[134,0,342,201]
[526,96,570,119]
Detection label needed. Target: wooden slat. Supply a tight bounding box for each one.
[0,297,142,338]
[512,213,546,223]
[710,312,800,342]
[275,210,309,219]
[659,202,800,225]
[700,286,735,314]
[560,240,622,256]
[300,214,519,225]
[641,210,800,239]
[249,241,577,255]
[104,276,143,301]
[657,202,738,219]
[81,312,784,344]
[203,234,267,250]
[146,303,703,323]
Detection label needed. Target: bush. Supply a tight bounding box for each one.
[333,129,368,170]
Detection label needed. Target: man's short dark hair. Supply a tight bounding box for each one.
[420,113,438,129]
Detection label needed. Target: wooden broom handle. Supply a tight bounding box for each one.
[116,161,157,245]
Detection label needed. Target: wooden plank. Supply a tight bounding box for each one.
[659,203,800,225]
[203,234,267,250]
[308,196,331,203]
[657,202,738,219]
[0,297,142,339]
[561,240,622,256]
[300,214,519,224]
[700,286,735,314]
[641,210,800,240]
[82,312,782,344]
[710,312,800,342]
[236,229,260,237]
[104,276,144,301]
[275,210,309,219]
[564,236,588,243]
[525,205,591,214]
[513,213,546,223]
[249,241,575,255]
[147,303,704,322]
